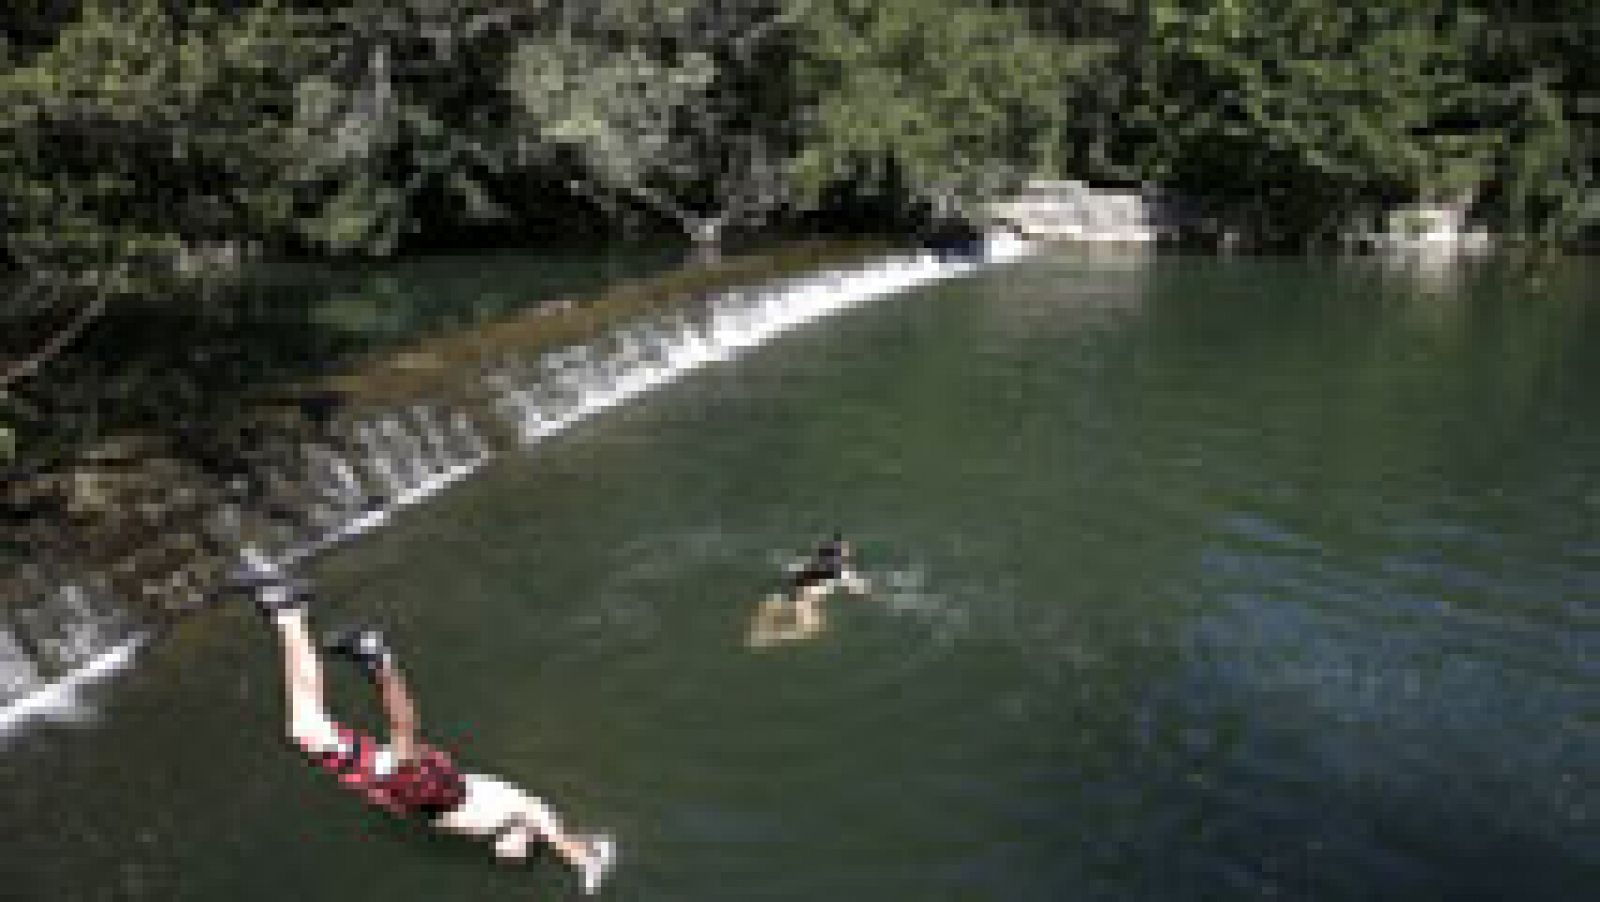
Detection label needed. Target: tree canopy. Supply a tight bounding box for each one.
[0,0,1593,279]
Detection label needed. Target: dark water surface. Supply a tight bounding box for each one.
[3,250,1596,900]
[1,243,685,473]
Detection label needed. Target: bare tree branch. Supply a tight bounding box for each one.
[730,0,811,62]
[0,278,114,395]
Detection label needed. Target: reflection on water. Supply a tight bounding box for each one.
[5,245,688,469]
[305,245,688,348]
[976,245,1151,339]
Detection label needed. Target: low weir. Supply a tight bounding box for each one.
[0,236,1031,737]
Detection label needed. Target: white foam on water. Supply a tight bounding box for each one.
[0,413,493,739]
[0,633,146,739]
[282,455,487,563]
[879,566,942,615]
[496,240,1028,446]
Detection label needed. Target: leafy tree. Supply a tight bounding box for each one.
[1,1,316,276]
[3,0,1594,283]
[1,0,316,395]
[1462,2,1597,241]
[791,0,1069,220]
[504,0,811,252]
[269,0,533,255]
[1145,0,1497,244]
[1014,0,1170,185]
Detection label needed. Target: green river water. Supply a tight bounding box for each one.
[2,249,1596,900]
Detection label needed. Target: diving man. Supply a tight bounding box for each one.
[234,553,615,894]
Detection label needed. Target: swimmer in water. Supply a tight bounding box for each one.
[746,533,871,648]
[231,552,615,894]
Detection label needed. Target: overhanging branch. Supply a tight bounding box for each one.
[0,278,114,395]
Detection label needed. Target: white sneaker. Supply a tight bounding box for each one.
[581,835,616,895]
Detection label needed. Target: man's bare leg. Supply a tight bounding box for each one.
[231,548,337,749]
[435,775,613,891]
[496,797,600,868]
[266,601,340,751]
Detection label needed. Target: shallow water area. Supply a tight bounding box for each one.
[3,248,1597,900]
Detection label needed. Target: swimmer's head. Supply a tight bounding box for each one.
[822,532,850,559]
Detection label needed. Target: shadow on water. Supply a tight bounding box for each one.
[2,244,688,475]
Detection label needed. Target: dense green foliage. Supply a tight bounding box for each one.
[1152,1,1497,243]
[1,0,1594,276]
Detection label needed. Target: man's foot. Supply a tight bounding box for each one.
[225,552,313,617]
[226,549,283,589]
[581,835,615,896]
[321,625,394,678]
[253,579,312,618]
[225,554,312,619]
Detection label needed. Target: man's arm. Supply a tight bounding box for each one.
[839,568,871,596]
[373,663,420,765]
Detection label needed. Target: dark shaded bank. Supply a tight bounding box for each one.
[0,240,888,622]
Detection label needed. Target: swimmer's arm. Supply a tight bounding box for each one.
[839,569,871,596]
[374,662,420,765]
